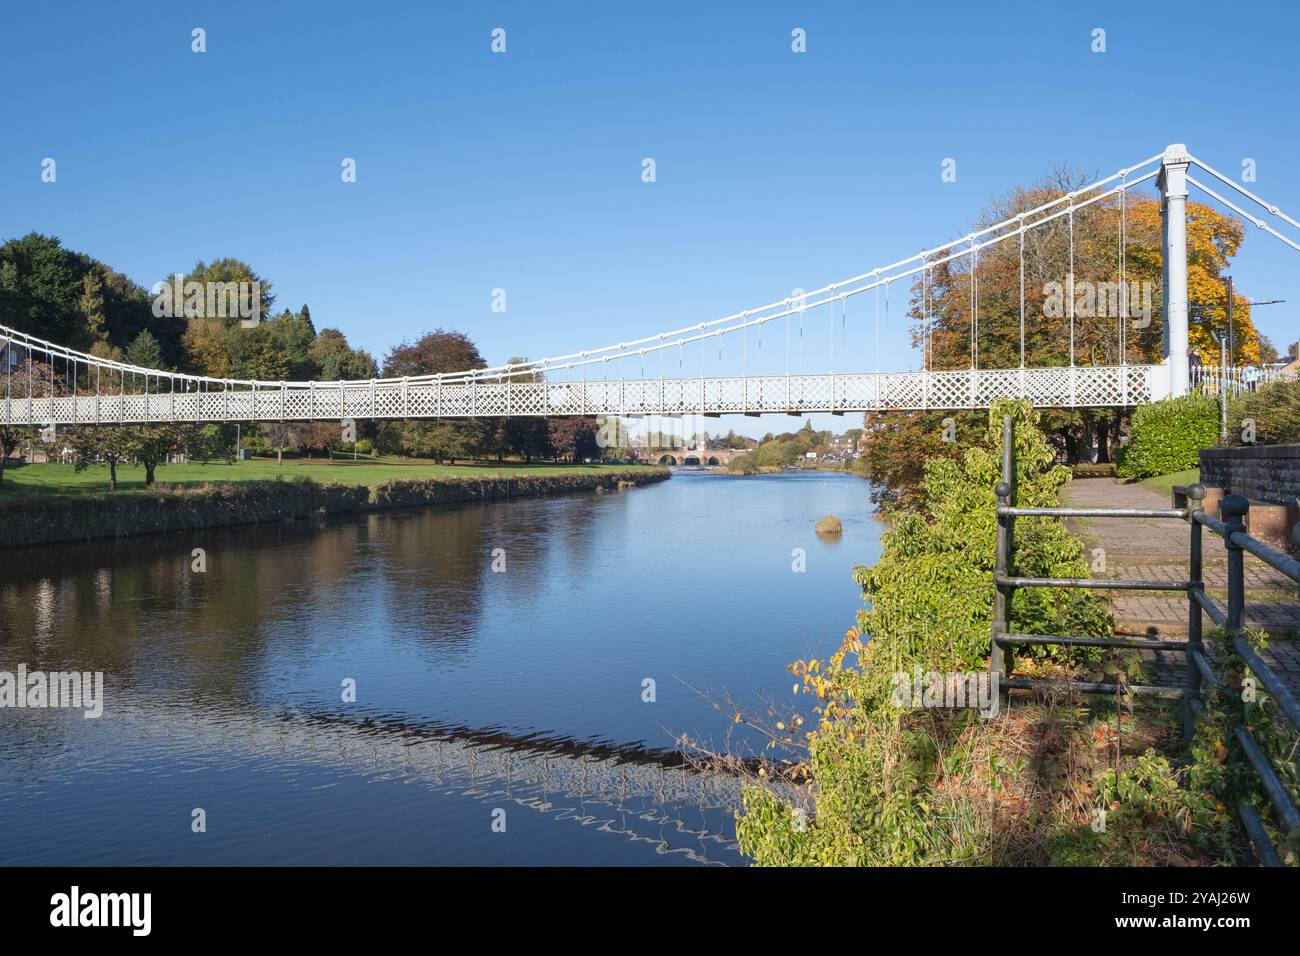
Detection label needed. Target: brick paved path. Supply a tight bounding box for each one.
[1061,477,1300,689]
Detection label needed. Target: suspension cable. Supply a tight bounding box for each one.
[1019,215,1026,369]
[1068,198,1076,368]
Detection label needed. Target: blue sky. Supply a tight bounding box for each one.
[4,0,1298,436]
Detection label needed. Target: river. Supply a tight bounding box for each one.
[0,469,881,866]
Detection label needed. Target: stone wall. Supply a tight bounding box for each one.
[1199,445,1300,549]
[1199,445,1300,505]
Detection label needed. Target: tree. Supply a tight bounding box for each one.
[264,423,302,465]
[182,318,231,377]
[0,426,29,488]
[266,308,317,380]
[915,167,1261,372]
[1,233,166,360]
[309,328,376,380]
[1258,334,1280,365]
[126,329,162,371]
[226,323,290,380]
[78,272,107,346]
[67,426,130,489]
[380,329,487,460]
[119,424,224,485]
[259,422,339,461]
[379,418,484,464]
[382,329,484,377]
[172,258,276,328]
[547,417,598,463]
[856,411,981,508]
[859,165,1267,473]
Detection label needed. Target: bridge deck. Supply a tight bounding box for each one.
[2,365,1166,425]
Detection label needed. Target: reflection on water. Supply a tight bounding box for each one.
[0,471,879,865]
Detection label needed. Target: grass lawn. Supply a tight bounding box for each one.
[1137,467,1200,500]
[0,456,663,498]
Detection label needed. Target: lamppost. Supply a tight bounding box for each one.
[1220,275,1285,367]
[1191,281,1286,392]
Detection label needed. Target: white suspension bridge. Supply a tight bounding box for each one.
[2,145,1296,429]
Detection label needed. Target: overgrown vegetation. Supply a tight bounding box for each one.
[735,398,1284,866]
[1187,628,1300,864]
[1115,395,1219,480]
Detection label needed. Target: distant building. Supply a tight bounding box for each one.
[827,434,859,457]
[1278,339,1300,377]
[0,340,30,369]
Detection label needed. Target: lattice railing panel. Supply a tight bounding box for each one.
[1127,366,1153,404]
[1021,368,1070,406]
[924,370,973,409]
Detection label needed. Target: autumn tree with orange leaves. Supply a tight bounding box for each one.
[859,167,1261,491]
[911,166,1260,371]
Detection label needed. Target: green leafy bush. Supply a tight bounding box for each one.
[854,400,1110,680]
[1116,395,1218,479]
[1228,378,1300,445]
[737,400,1117,865]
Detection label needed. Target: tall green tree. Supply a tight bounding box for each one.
[0,233,167,359]
[169,258,275,328]
[266,308,317,379]
[309,328,376,380]
[226,324,290,380]
[126,329,162,369]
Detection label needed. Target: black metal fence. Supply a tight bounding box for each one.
[989,415,1299,866]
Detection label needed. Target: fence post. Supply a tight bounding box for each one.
[991,414,1016,698]
[1185,483,1206,742]
[1222,493,1249,632]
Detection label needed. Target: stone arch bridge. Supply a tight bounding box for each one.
[642,448,747,467]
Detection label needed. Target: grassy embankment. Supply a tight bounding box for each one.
[1137,467,1199,500]
[0,455,660,498]
[0,456,669,547]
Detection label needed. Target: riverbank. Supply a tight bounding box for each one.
[0,466,669,548]
[0,455,660,498]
